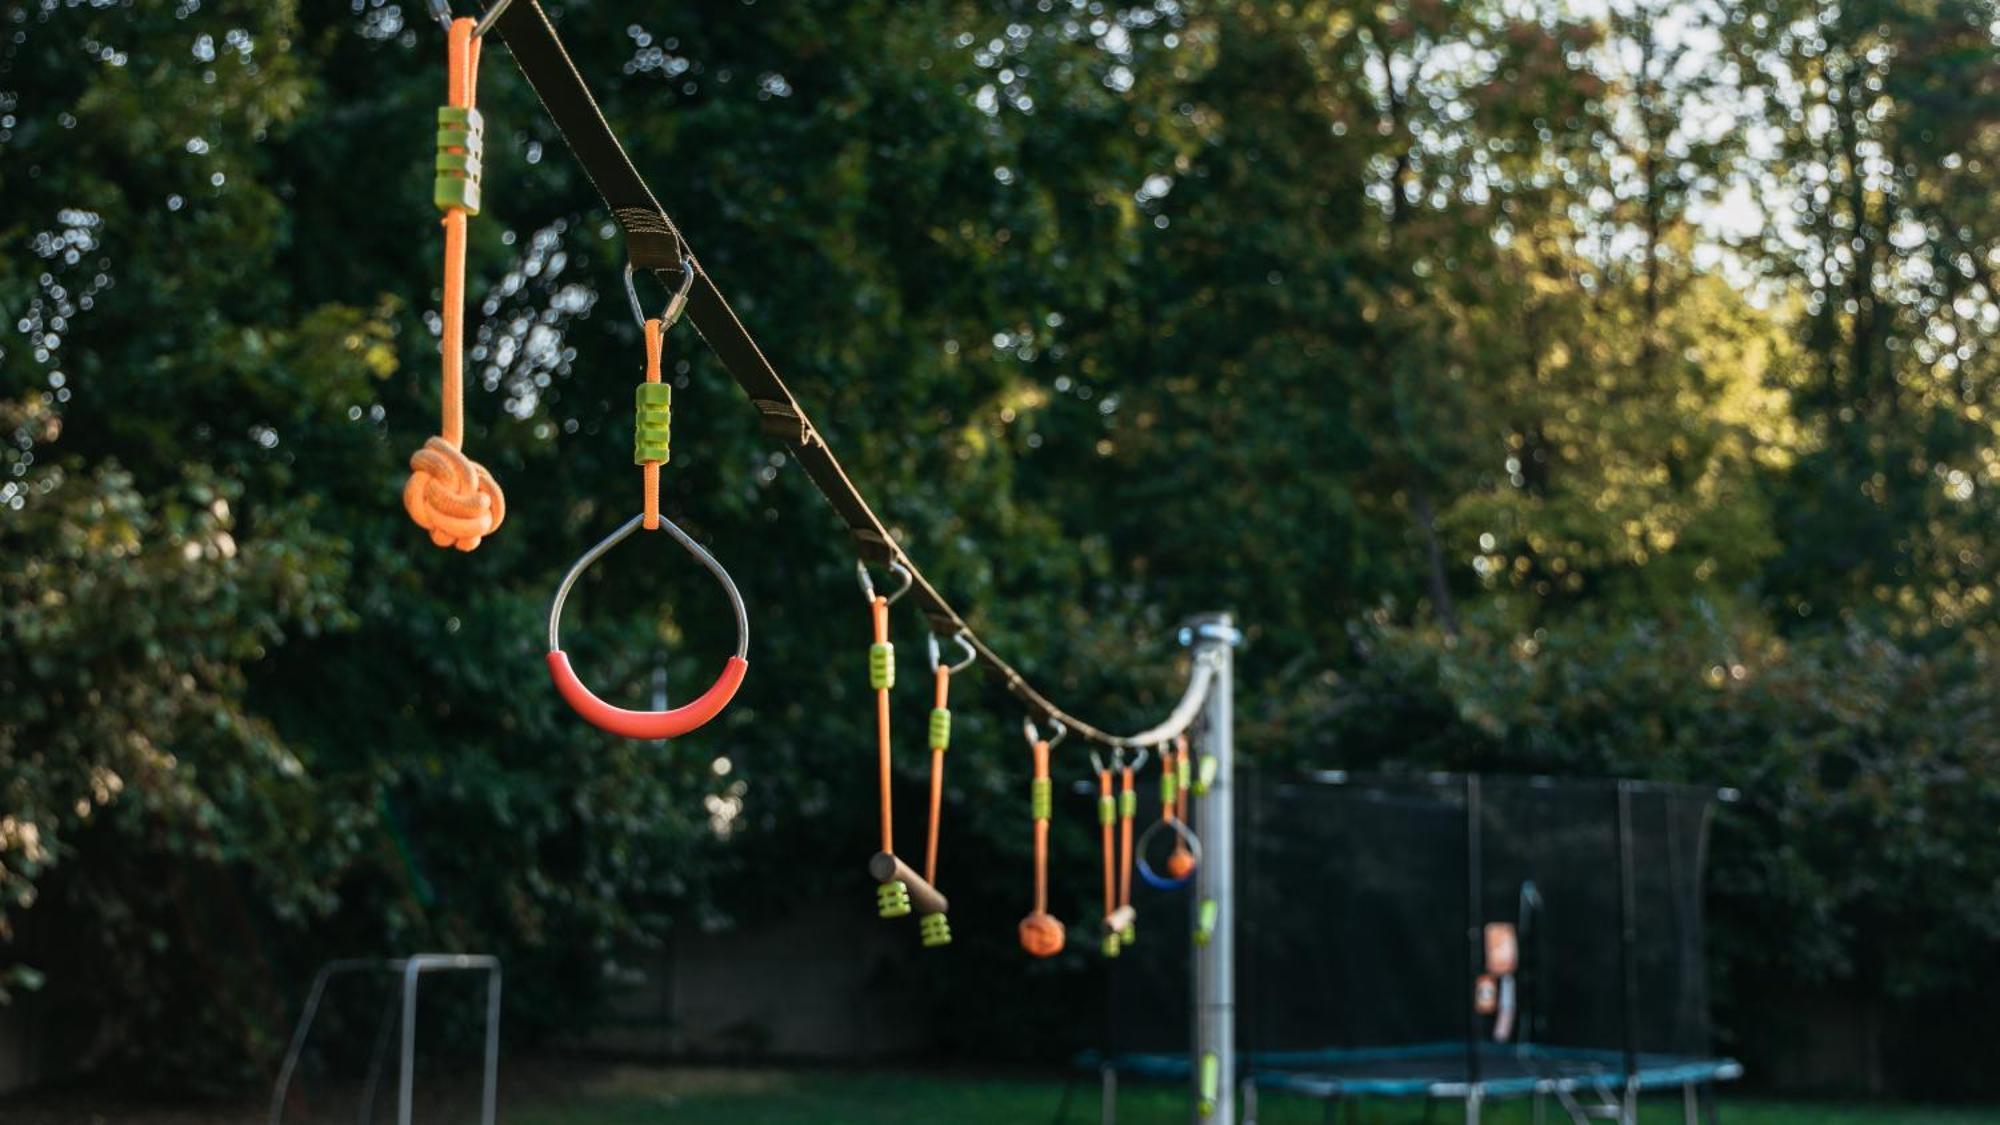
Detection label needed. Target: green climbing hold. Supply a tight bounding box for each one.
[634,382,671,464]
[876,879,912,919]
[434,106,484,214]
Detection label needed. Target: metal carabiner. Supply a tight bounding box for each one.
[856,559,913,606]
[546,513,750,740]
[927,630,978,675]
[623,257,697,334]
[428,0,514,37]
[1022,715,1068,750]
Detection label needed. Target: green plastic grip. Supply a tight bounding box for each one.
[1195,898,1218,947]
[1101,932,1121,957]
[1199,1052,1220,1114]
[634,382,671,464]
[928,707,951,751]
[869,642,894,690]
[1031,777,1051,821]
[919,911,951,948]
[1195,754,1217,796]
[1098,794,1115,826]
[434,106,484,214]
[1119,788,1137,818]
[1178,751,1193,791]
[1162,771,1178,807]
[877,879,912,919]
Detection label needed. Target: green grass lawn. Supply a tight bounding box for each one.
[509,1067,2000,1125]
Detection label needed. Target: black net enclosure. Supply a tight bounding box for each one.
[1099,771,1740,1123]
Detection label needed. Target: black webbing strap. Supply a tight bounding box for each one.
[487,0,1211,748]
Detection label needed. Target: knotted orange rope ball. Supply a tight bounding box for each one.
[404,437,505,551]
[1019,911,1066,958]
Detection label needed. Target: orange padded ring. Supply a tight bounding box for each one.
[546,513,750,740]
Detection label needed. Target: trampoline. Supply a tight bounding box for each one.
[1089,771,1742,1124]
[1099,1043,1741,1119]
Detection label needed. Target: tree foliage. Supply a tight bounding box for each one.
[1,0,1996,1095]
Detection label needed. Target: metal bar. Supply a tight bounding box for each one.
[482,964,503,1125]
[397,961,421,1125]
[1464,774,1483,1092]
[1189,613,1239,1125]
[270,959,394,1125]
[1616,781,1639,1121]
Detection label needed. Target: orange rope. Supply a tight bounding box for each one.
[873,596,894,856]
[923,666,949,886]
[1174,735,1192,824]
[404,17,504,551]
[1098,766,1116,924]
[1118,762,1136,914]
[642,318,663,530]
[1031,738,1051,914]
[439,22,477,446]
[1170,736,1194,875]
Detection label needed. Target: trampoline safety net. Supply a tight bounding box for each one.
[1104,771,1739,1106]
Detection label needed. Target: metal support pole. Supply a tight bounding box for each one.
[1615,783,1639,1125]
[1185,613,1241,1125]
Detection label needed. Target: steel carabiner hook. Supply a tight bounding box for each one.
[428,0,515,37]
[856,559,913,606]
[623,257,697,334]
[1022,715,1068,750]
[927,630,978,675]
[546,514,750,739]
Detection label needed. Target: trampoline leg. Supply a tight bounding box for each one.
[1703,1081,1722,1125]
[1465,1088,1483,1125]
[1683,1081,1698,1125]
[1100,1064,1117,1125]
[1532,1090,1546,1125]
[1242,1079,1258,1125]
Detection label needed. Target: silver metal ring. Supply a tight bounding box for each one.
[547,513,750,660]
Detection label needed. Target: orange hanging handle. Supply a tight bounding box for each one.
[857,561,953,936]
[873,595,895,855]
[405,17,506,550]
[1117,751,1142,929]
[545,264,747,741]
[1093,749,1141,956]
[921,631,977,889]
[1019,718,1067,958]
[1136,740,1201,891]
[902,631,976,951]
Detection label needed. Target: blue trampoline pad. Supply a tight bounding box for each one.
[1092,1042,1742,1101]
